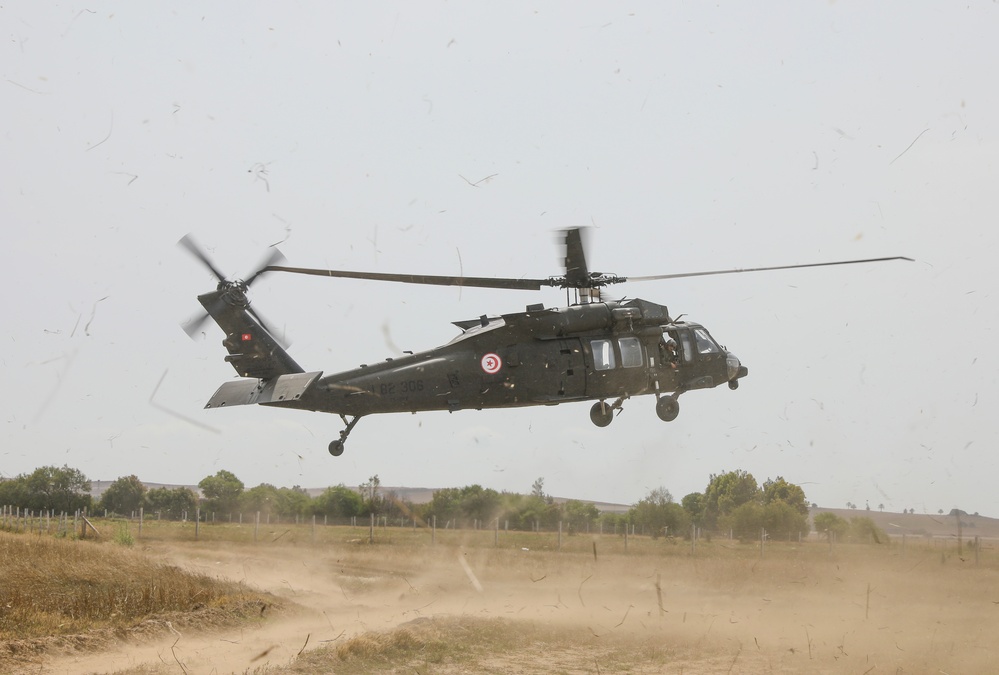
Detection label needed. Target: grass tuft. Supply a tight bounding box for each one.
[0,532,272,643]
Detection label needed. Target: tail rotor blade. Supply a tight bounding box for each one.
[178,234,228,282]
[247,305,291,349]
[181,311,213,340]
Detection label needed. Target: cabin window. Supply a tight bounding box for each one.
[591,339,616,370]
[680,334,694,362]
[618,337,643,368]
[694,328,719,354]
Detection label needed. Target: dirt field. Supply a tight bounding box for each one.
[30,534,999,674]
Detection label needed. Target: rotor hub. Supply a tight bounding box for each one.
[217,279,250,307]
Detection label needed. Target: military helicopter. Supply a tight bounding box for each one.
[180,230,910,457]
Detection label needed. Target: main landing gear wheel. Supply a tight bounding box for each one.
[328,414,362,457]
[590,401,614,427]
[656,396,680,422]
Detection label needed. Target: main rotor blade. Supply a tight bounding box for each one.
[178,234,228,282]
[562,228,590,287]
[244,247,288,286]
[625,256,914,283]
[264,265,548,291]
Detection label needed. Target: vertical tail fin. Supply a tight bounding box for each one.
[198,288,303,379]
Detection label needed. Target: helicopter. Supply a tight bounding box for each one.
[180,230,911,457]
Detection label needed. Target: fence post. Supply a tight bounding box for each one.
[558,521,562,552]
[138,507,143,539]
[494,518,499,547]
[312,514,316,544]
[369,512,375,544]
[432,515,436,544]
[195,508,200,540]
[254,511,259,542]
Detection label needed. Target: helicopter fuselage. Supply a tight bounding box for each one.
[202,295,748,430]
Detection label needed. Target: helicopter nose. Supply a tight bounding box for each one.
[726,352,748,389]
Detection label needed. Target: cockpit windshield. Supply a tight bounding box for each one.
[693,327,719,354]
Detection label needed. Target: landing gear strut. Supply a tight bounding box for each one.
[329,414,362,457]
[589,396,627,427]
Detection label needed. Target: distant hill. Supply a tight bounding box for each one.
[809,507,999,541]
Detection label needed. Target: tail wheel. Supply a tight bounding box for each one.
[328,440,345,456]
[589,401,614,427]
[656,396,680,422]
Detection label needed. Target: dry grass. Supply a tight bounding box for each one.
[7,521,999,674]
[251,615,684,674]
[0,532,275,671]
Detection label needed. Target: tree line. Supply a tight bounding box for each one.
[0,465,818,538]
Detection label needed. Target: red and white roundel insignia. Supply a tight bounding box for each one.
[480,353,502,374]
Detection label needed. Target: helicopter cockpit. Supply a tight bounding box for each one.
[661,323,747,391]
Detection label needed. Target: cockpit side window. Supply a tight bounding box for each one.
[679,334,694,362]
[693,328,719,354]
[591,339,616,370]
[618,337,643,368]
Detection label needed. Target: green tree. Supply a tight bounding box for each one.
[762,500,809,539]
[0,465,92,512]
[761,477,808,516]
[424,487,463,523]
[531,477,546,499]
[0,476,29,508]
[759,476,809,537]
[359,475,382,514]
[681,492,705,525]
[813,512,848,541]
[144,487,198,519]
[723,501,764,540]
[277,486,312,518]
[98,475,146,515]
[848,516,887,544]
[241,483,282,517]
[313,485,364,518]
[458,485,501,524]
[502,492,559,530]
[563,500,600,532]
[198,470,244,514]
[703,470,760,530]
[629,487,690,538]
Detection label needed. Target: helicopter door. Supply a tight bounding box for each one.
[556,338,585,398]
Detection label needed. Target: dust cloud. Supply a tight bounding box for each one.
[37,536,999,673]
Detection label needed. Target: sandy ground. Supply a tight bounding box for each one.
[32,536,999,674]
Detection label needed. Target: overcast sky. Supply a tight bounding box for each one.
[3,2,996,514]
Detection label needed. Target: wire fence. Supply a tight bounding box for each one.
[2,504,995,567]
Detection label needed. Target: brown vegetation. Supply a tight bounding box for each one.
[4,521,999,674]
[0,532,275,672]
